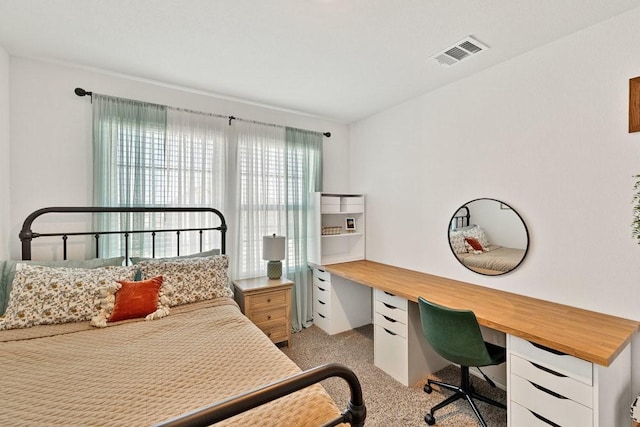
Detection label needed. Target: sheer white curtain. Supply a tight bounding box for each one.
[232,121,322,330]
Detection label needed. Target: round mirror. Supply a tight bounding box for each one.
[448,198,529,276]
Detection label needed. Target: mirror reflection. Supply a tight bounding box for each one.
[448,198,529,276]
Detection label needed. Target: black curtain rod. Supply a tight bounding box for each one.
[74,87,331,138]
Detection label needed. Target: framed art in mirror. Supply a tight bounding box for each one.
[448,198,529,276]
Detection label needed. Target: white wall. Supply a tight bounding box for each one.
[0,44,9,260]
[7,57,349,259]
[350,7,640,388]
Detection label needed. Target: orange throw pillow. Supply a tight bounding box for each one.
[109,276,163,322]
[464,237,484,251]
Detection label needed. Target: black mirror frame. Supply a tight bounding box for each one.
[448,198,530,276]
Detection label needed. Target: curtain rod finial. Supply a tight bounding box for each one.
[74,87,92,97]
[323,132,331,138]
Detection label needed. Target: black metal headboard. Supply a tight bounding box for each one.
[19,206,227,261]
[450,206,470,230]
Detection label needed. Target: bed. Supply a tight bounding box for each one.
[1,206,365,427]
[449,206,527,275]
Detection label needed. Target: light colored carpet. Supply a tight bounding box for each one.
[281,324,507,427]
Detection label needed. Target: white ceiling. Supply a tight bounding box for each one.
[0,0,639,123]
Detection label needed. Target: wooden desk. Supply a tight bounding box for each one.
[324,260,639,367]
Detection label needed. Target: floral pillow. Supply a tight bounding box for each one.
[90,276,172,327]
[449,231,467,254]
[0,264,137,330]
[137,255,232,306]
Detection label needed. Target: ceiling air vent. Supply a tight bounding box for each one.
[431,36,488,66]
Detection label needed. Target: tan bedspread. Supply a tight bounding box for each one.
[0,298,342,426]
[457,245,525,273]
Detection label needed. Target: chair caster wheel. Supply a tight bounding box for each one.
[424,413,436,425]
[423,383,432,394]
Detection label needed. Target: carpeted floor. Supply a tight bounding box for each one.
[281,324,507,427]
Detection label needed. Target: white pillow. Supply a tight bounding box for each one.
[1,264,137,330]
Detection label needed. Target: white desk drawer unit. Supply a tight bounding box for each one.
[508,335,631,427]
[373,289,447,387]
[311,267,371,335]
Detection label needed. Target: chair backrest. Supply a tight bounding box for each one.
[418,297,494,367]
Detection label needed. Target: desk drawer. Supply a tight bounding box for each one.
[511,354,593,408]
[374,289,407,311]
[374,324,408,383]
[510,336,592,386]
[511,401,571,427]
[314,310,330,330]
[313,297,330,318]
[313,276,331,293]
[374,299,408,324]
[374,312,407,338]
[313,283,331,302]
[312,268,331,282]
[510,374,592,427]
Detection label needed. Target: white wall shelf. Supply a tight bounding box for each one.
[308,192,365,266]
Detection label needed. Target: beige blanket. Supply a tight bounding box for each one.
[457,245,525,273]
[0,298,342,426]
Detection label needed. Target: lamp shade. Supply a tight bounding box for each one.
[262,234,286,261]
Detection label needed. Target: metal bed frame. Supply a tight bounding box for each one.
[18,206,366,426]
[450,205,470,230]
[19,206,227,261]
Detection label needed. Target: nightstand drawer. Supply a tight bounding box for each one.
[258,323,289,344]
[248,289,287,309]
[250,305,287,324]
[510,374,592,427]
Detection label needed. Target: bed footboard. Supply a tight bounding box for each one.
[155,363,366,427]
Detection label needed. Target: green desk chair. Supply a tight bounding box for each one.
[418,297,506,426]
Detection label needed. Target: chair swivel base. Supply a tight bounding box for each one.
[423,366,505,427]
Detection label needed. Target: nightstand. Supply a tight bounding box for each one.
[233,276,294,347]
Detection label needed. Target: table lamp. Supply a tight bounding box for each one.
[263,234,285,279]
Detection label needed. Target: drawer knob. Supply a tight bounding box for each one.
[384,291,395,296]
[318,287,326,291]
[382,303,396,310]
[319,300,326,305]
[383,328,397,336]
